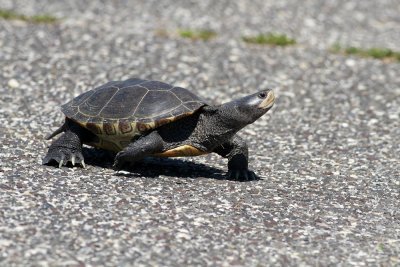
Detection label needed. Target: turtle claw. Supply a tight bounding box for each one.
[228,169,258,181]
[112,158,124,170]
[113,150,130,170]
[234,171,240,181]
[70,155,86,168]
[43,148,85,168]
[243,171,249,181]
[58,158,64,168]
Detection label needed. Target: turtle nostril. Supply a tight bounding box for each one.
[258,92,266,98]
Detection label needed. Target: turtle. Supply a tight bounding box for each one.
[43,78,274,180]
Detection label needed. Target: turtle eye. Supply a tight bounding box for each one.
[258,92,267,98]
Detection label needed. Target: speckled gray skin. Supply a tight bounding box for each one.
[1,0,400,266]
[43,79,274,181]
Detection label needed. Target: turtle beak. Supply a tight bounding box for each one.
[258,90,275,109]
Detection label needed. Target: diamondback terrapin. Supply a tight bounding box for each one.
[43,78,274,180]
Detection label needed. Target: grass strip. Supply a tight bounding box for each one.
[178,29,216,40]
[242,33,296,46]
[331,44,400,61]
[0,9,58,23]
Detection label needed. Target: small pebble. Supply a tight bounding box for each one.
[8,79,20,89]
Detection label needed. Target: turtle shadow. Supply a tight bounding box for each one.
[82,147,234,181]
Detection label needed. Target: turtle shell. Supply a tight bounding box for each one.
[62,78,207,151]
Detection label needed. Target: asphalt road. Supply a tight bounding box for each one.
[1,0,399,266]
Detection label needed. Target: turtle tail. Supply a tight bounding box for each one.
[46,122,67,140]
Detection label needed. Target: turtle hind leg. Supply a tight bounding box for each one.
[42,138,85,168]
[113,131,164,169]
[43,119,89,168]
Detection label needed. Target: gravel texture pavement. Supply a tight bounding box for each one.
[1,0,399,266]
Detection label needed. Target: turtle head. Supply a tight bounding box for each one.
[217,89,275,129]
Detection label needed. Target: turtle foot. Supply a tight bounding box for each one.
[43,148,85,168]
[112,150,130,170]
[227,169,258,181]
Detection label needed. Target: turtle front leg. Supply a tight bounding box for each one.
[42,120,86,168]
[113,131,164,169]
[213,135,257,181]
